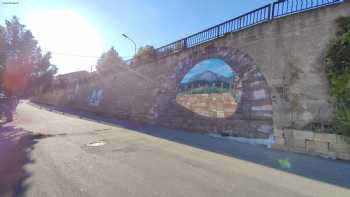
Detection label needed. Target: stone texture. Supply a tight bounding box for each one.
[34,2,350,140]
[176,93,236,118]
[274,129,350,161]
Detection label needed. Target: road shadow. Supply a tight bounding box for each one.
[31,102,350,189]
[0,125,38,197]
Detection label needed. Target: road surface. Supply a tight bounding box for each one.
[1,101,350,197]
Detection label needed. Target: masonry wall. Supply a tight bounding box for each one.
[34,1,350,139]
[273,129,350,161]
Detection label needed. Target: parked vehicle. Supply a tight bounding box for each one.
[0,90,15,123]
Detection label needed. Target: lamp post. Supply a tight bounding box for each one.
[122,34,137,57]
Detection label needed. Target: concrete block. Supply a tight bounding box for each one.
[274,136,285,145]
[293,130,314,140]
[313,141,330,155]
[314,133,337,143]
[330,143,350,153]
[336,135,346,143]
[283,130,294,147]
[293,139,306,150]
[306,140,315,153]
[274,129,284,137]
[283,129,294,138]
[337,153,350,161]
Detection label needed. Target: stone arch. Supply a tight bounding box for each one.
[151,46,273,139]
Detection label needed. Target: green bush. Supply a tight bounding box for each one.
[133,45,157,64]
[178,87,230,95]
[326,16,350,136]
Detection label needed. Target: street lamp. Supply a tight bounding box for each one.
[122,34,137,57]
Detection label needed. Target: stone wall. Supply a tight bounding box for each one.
[176,93,237,118]
[273,129,350,161]
[34,1,350,139]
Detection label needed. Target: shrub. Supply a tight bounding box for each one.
[133,45,157,64]
[326,16,350,136]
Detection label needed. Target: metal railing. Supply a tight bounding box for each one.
[156,4,271,57]
[128,0,345,62]
[272,0,342,18]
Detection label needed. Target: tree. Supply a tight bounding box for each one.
[133,45,157,65]
[326,16,350,136]
[0,16,57,96]
[96,47,125,72]
[0,24,8,85]
[29,52,58,94]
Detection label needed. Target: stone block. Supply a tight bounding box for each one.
[313,141,330,155]
[283,130,294,148]
[330,142,350,153]
[336,135,350,144]
[337,153,350,161]
[314,133,337,143]
[274,129,284,137]
[283,129,294,137]
[274,136,286,145]
[293,139,306,150]
[293,130,314,140]
[336,135,346,143]
[306,140,315,153]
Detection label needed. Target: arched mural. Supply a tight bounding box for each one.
[176,58,241,118]
[151,46,273,139]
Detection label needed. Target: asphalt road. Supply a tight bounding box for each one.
[1,101,350,197]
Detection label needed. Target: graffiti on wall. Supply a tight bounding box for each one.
[88,88,104,106]
[176,58,242,118]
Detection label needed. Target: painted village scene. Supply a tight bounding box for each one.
[176,58,242,118]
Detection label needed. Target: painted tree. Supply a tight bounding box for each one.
[96,47,125,72]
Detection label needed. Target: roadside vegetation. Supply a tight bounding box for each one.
[96,47,125,73]
[0,16,57,96]
[326,16,350,136]
[133,45,157,65]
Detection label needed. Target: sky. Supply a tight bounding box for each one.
[181,58,234,84]
[0,0,272,74]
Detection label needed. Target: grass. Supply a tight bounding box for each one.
[178,87,231,96]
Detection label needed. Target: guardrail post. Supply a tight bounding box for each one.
[216,26,220,38]
[267,4,271,20]
[239,17,242,30]
[271,3,275,19]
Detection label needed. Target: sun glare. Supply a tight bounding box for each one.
[25,10,105,74]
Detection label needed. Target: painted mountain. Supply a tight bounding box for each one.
[187,71,233,83]
[180,70,233,88]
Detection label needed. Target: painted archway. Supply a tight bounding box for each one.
[176,58,239,118]
[151,46,273,139]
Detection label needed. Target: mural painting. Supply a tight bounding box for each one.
[88,88,104,106]
[155,47,274,138]
[176,58,241,118]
